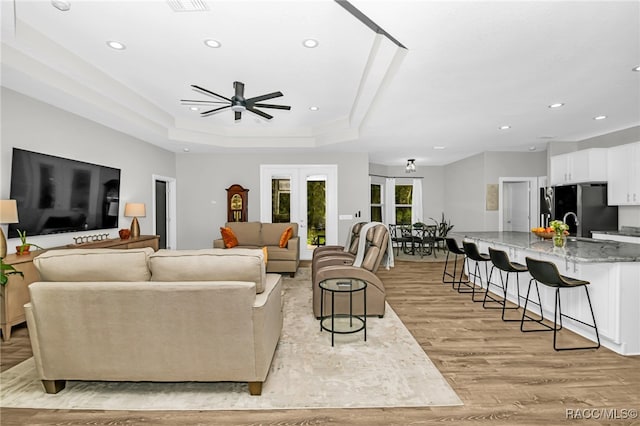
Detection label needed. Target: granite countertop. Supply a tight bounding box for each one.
[454,231,640,263]
[591,226,640,238]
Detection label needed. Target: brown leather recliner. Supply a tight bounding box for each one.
[311,222,366,274]
[313,223,389,318]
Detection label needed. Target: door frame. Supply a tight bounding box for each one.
[498,177,538,232]
[151,175,177,249]
[259,165,338,260]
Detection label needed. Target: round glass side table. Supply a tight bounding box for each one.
[318,278,367,346]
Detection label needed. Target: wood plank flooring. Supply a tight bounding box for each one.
[2,260,639,425]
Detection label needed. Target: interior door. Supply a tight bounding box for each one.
[260,165,338,260]
[503,181,530,232]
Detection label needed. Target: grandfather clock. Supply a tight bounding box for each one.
[226,184,249,222]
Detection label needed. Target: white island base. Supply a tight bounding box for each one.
[461,233,640,356]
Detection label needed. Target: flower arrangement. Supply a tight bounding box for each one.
[549,220,569,248]
[549,220,569,235]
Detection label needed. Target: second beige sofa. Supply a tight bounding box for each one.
[213,222,300,276]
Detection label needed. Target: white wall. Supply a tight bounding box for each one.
[0,88,176,252]
[443,151,547,232]
[175,151,369,249]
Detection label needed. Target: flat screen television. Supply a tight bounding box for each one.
[8,148,121,238]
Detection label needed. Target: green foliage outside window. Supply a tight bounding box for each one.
[307,181,326,245]
[395,185,412,224]
[395,185,412,204]
[371,184,381,204]
[371,206,382,222]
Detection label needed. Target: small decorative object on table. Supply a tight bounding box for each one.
[119,229,131,240]
[15,229,43,255]
[549,220,569,248]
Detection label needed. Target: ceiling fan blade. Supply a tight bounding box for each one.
[235,111,242,121]
[191,85,231,102]
[246,91,283,104]
[253,103,291,110]
[247,106,273,120]
[201,105,231,117]
[234,81,245,98]
[181,99,229,105]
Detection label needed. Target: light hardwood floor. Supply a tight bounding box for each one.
[1,259,639,425]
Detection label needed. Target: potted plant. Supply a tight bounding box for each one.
[1,257,23,286]
[15,229,43,255]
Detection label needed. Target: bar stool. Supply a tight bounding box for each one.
[522,257,600,351]
[485,247,527,321]
[461,241,491,302]
[442,238,469,289]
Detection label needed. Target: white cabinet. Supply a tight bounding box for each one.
[607,142,640,205]
[550,148,608,186]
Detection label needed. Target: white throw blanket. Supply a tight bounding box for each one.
[352,222,394,269]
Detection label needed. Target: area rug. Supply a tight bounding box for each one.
[0,268,462,411]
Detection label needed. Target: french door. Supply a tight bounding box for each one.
[260,165,338,260]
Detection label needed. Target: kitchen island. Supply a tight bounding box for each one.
[455,231,640,356]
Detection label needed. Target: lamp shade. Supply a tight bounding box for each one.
[124,203,146,217]
[0,200,19,223]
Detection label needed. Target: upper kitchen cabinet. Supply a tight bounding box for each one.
[550,148,608,186]
[607,142,640,206]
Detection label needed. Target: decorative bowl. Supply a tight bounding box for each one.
[532,231,554,240]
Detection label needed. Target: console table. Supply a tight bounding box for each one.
[1,235,159,341]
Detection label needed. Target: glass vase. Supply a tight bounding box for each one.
[553,233,566,248]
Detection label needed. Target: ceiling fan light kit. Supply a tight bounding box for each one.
[181,81,291,121]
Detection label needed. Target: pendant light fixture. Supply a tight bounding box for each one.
[406,159,416,173]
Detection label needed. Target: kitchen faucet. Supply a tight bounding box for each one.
[563,211,579,226]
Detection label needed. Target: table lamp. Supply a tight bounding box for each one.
[124,203,145,238]
[0,200,19,258]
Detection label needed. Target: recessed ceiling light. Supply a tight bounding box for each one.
[594,115,607,120]
[632,65,640,72]
[499,125,511,130]
[309,106,319,111]
[433,146,446,150]
[106,40,126,50]
[204,39,221,48]
[528,146,536,151]
[51,0,71,11]
[183,148,190,152]
[189,106,199,111]
[303,39,319,48]
[548,103,564,108]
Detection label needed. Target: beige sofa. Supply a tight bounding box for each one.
[25,247,283,396]
[213,222,300,276]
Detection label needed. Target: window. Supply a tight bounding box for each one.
[395,185,413,225]
[370,183,383,222]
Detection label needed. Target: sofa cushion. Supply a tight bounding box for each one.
[262,223,297,246]
[220,227,239,248]
[149,248,267,293]
[33,248,154,282]
[226,222,263,246]
[279,226,293,248]
[267,246,298,261]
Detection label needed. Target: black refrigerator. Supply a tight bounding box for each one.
[552,183,618,237]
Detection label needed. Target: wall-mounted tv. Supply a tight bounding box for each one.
[8,148,121,238]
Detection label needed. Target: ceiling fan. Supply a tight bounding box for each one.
[181,81,291,121]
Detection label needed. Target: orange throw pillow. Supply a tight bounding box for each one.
[262,246,268,264]
[279,226,293,248]
[220,227,238,248]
